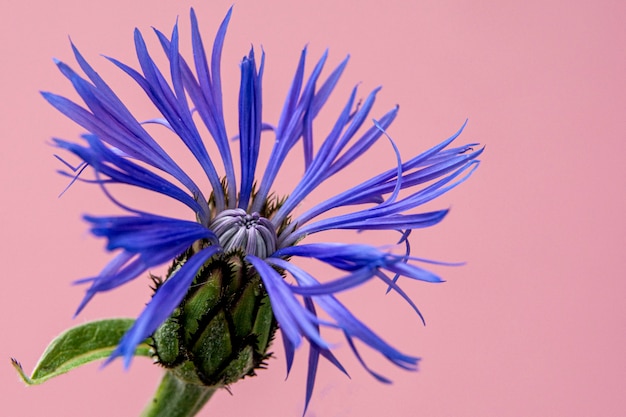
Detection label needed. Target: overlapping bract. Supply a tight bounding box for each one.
[45,7,482,411]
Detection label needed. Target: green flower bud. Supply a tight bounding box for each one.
[151,252,277,387]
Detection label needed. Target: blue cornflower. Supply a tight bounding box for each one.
[44,7,482,411]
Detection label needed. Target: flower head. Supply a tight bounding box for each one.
[45,7,482,412]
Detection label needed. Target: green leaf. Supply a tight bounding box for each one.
[12,318,152,385]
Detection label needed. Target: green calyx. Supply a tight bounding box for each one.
[151,251,277,387]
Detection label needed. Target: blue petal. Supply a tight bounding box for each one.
[267,258,419,378]
[327,106,398,176]
[53,135,209,222]
[73,251,134,314]
[130,28,227,211]
[85,214,217,254]
[191,7,237,203]
[303,298,320,415]
[290,123,479,230]
[207,7,232,123]
[272,86,359,223]
[281,328,296,377]
[345,335,392,383]
[275,243,444,287]
[153,22,237,205]
[282,157,481,246]
[47,58,206,204]
[237,49,263,209]
[108,246,221,367]
[74,214,217,314]
[252,50,342,213]
[287,266,376,296]
[276,47,306,142]
[246,255,329,350]
[294,210,449,236]
[302,298,348,416]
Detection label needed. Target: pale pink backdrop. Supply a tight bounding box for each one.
[1,1,625,416]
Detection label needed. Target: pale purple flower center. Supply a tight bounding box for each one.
[209,208,278,259]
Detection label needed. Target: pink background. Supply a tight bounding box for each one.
[2,1,625,416]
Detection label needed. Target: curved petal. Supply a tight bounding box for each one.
[246,255,329,350]
[108,246,221,367]
[268,258,419,379]
[74,213,217,314]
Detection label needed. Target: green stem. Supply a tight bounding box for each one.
[141,371,217,417]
